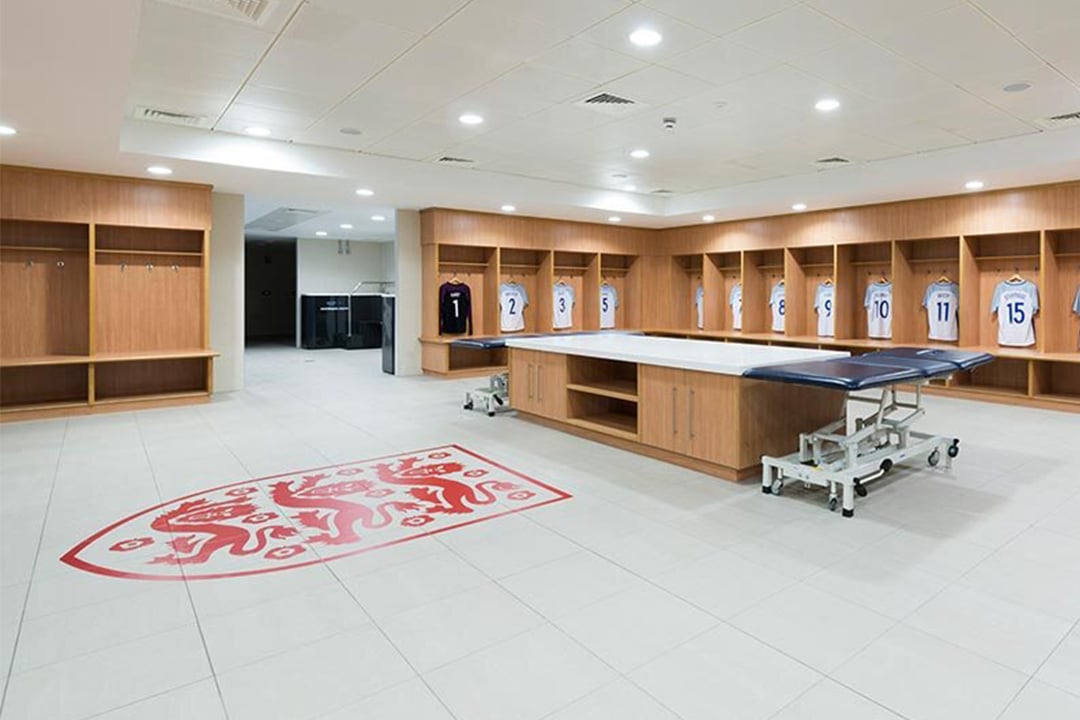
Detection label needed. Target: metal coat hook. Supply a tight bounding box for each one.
[120,262,127,272]
[56,260,65,269]
[24,259,34,268]
[146,262,154,272]
[171,264,179,272]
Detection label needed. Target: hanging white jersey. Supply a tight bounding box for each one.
[922,281,960,342]
[864,281,893,339]
[769,282,786,333]
[991,279,1039,347]
[814,283,835,337]
[499,282,528,332]
[694,285,705,329]
[552,283,575,330]
[729,283,743,331]
[599,284,619,329]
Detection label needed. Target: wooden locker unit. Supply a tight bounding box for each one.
[599,254,638,330]
[744,249,784,335]
[1043,229,1080,354]
[967,232,1042,351]
[893,238,961,345]
[499,248,546,334]
[0,166,215,421]
[550,251,592,332]
[707,252,742,333]
[843,242,892,342]
[672,254,704,330]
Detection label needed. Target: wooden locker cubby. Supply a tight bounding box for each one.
[499,248,547,334]
[435,245,497,337]
[706,252,741,332]
[94,358,208,402]
[785,246,834,339]
[672,254,704,330]
[1031,360,1080,405]
[1043,229,1080,354]
[894,237,961,345]
[0,364,88,410]
[840,242,892,342]
[552,251,593,332]
[963,232,1042,350]
[745,249,784,335]
[600,254,638,331]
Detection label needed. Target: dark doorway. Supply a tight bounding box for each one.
[245,238,297,345]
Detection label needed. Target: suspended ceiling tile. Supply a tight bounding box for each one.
[488,0,631,36]
[579,4,714,63]
[602,65,716,107]
[304,0,471,35]
[643,0,802,37]
[973,0,1077,36]
[807,0,963,39]
[431,0,573,68]
[531,37,648,85]
[1020,21,1080,86]
[662,37,783,87]
[724,5,858,65]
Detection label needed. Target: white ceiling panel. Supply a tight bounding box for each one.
[217,103,318,133]
[714,65,873,116]
[973,0,1077,36]
[488,0,630,36]
[959,64,1080,122]
[601,65,715,107]
[661,37,783,87]
[1021,21,1080,86]
[793,37,956,102]
[127,81,233,120]
[235,85,338,117]
[724,5,857,65]
[305,0,470,35]
[865,123,970,153]
[531,38,648,84]
[807,0,962,38]
[874,5,1045,86]
[451,64,598,120]
[579,4,714,62]
[431,0,572,69]
[644,0,801,37]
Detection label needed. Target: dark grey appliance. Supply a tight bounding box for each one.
[381,295,395,374]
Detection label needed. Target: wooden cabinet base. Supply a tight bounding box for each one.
[0,391,211,422]
[517,412,760,481]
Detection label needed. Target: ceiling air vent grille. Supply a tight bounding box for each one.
[133,106,206,128]
[651,189,674,196]
[1047,111,1080,122]
[437,156,475,165]
[157,0,272,25]
[816,156,850,165]
[575,92,642,117]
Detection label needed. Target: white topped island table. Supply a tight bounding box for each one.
[505,334,849,481]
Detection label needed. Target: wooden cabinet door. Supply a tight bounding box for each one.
[639,365,687,454]
[509,349,536,412]
[685,370,739,466]
[534,352,567,420]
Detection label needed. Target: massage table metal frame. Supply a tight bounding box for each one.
[744,348,993,517]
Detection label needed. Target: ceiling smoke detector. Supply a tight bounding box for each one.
[157,0,273,26]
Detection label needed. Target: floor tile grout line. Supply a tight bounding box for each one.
[0,418,68,716]
[764,675,912,720]
[992,615,1080,720]
[76,675,216,720]
[133,410,233,720]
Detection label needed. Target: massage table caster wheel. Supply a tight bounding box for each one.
[842,508,854,518]
[487,411,496,417]
[769,478,784,496]
[464,401,473,410]
[828,497,838,512]
[854,480,868,498]
[928,449,940,467]
[948,440,960,458]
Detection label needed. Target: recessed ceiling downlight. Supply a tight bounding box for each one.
[702,214,716,222]
[146,165,173,176]
[340,223,353,229]
[244,126,271,137]
[629,28,662,47]
[355,188,374,197]
[501,205,516,212]
[792,203,808,212]
[814,98,841,112]
[315,231,328,236]
[458,113,484,125]
[965,180,985,190]
[0,125,16,136]
[630,148,650,159]
[1003,82,1031,93]
[623,184,637,192]
[371,215,386,221]
[608,216,622,223]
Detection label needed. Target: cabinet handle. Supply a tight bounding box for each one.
[528,363,534,399]
[672,386,678,435]
[537,366,543,401]
[689,388,695,439]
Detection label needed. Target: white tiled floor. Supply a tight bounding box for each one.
[1,345,1079,720]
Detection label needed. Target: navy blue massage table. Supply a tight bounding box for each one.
[743,347,993,517]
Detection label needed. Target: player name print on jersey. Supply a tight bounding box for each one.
[729,283,743,331]
[499,281,529,332]
[864,280,893,339]
[553,282,575,330]
[599,284,619,329]
[922,280,959,342]
[814,283,835,337]
[438,281,472,335]
[769,281,785,333]
[991,278,1039,347]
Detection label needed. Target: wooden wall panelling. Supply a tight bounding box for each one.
[959,237,980,346]
[0,166,95,222]
[736,380,846,467]
[702,254,723,330]
[421,208,649,254]
[94,254,204,353]
[94,358,207,400]
[0,219,90,250]
[536,251,555,333]
[584,253,601,330]
[638,255,675,328]
[783,249,808,337]
[1,364,88,406]
[422,244,439,338]
[892,241,917,344]
[623,256,643,329]
[95,225,205,253]
[0,249,90,357]
[484,245,501,335]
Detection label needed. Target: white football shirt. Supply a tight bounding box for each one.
[552,283,575,330]
[991,279,1039,347]
[1074,286,1080,349]
[922,281,960,342]
[695,285,705,329]
[499,282,528,332]
[599,284,619,329]
[729,283,743,331]
[769,282,786,333]
[864,281,893,339]
[814,283,835,337]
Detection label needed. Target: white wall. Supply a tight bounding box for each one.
[394,210,422,375]
[210,192,245,393]
[295,238,393,344]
